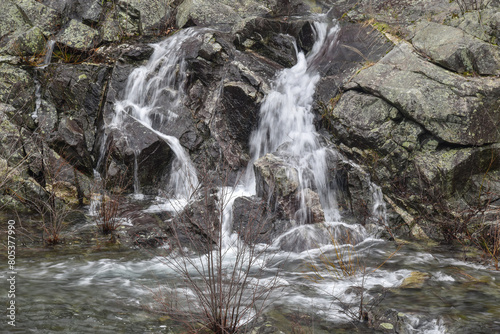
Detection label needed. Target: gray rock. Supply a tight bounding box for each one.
[105,117,173,194]
[39,63,112,154]
[412,21,500,75]
[100,2,141,43]
[4,26,46,57]
[345,42,500,146]
[16,0,62,36]
[176,0,241,30]
[121,0,173,35]
[0,0,32,41]
[56,19,99,51]
[447,8,500,45]
[0,63,34,113]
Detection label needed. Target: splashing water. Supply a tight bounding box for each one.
[244,21,341,224]
[40,40,56,68]
[109,29,200,198]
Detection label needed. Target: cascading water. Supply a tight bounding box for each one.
[108,29,199,199]
[244,22,341,225]
[40,40,56,68]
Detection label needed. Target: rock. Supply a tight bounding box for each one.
[79,0,103,24]
[214,81,261,165]
[105,117,174,194]
[301,188,325,224]
[0,63,34,113]
[0,0,32,50]
[39,63,112,163]
[176,0,241,30]
[120,0,173,35]
[234,17,304,67]
[123,205,168,247]
[344,42,500,146]
[5,27,46,57]
[447,8,500,45]
[48,116,94,175]
[184,31,278,169]
[313,22,394,117]
[400,271,430,289]
[168,189,220,251]
[412,21,500,75]
[254,153,299,200]
[16,0,62,36]
[100,2,142,42]
[234,17,316,62]
[56,19,99,51]
[232,196,276,243]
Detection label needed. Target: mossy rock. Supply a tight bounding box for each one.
[57,19,99,51]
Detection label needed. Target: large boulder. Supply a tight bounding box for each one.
[313,22,394,119]
[344,42,500,146]
[38,63,112,174]
[0,63,35,116]
[105,117,173,194]
[176,0,241,30]
[16,0,62,36]
[328,40,500,241]
[0,0,32,51]
[412,21,500,75]
[121,0,173,35]
[253,153,326,224]
[100,2,141,43]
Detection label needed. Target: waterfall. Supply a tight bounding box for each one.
[32,78,42,120]
[40,40,56,68]
[245,21,341,224]
[109,29,200,199]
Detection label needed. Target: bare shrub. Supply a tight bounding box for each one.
[150,166,281,333]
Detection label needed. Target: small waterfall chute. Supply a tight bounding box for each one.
[106,28,201,200]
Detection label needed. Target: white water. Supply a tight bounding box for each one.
[109,29,200,199]
[243,21,341,226]
[40,40,56,67]
[32,78,42,120]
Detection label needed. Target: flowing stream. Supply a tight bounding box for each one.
[4,19,500,334]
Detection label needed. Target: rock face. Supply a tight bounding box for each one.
[327,23,500,241]
[1,0,499,252]
[412,21,500,75]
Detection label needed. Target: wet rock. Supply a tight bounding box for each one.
[48,116,94,174]
[39,63,111,167]
[123,206,168,247]
[313,22,394,116]
[412,21,500,75]
[253,153,326,224]
[400,271,430,289]
[105,118,173,195]
[56,19,99,51]
[232,196,278,244]
[234,17,317,64]
[184,31,277,168]
[167,190,220,251]
[254,153,299,200]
